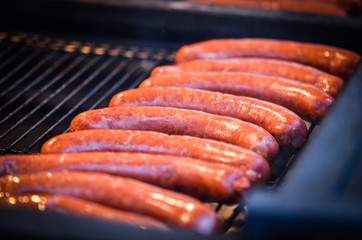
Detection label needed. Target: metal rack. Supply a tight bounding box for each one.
[0,32,312,239]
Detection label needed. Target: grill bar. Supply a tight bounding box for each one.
[50,59,161,146]
[1,55,104,154]
[0,48,43,86]
[0,54,88,142]
[0,50,58,100]
[26,59,133,152]
[0,52,74,124]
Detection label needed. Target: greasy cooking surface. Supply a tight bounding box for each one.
[0,32,313,238]
[0,33,174,154]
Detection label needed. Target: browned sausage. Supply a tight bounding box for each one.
[69,106,279,162]
[150,58,344,97]
[40,129,270,183]
[139,72,334,123]
[175,39,360,79]
[0,193,169,230]
[0,171,223,234]
[0,152,251,203]
[188,0,348,16]
[109,87,308,149]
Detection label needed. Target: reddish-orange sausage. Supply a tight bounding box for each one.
[175,39,360,79]
[40,130,270,183]
[0,171,223,234]
[188,0,348,16]
[0,152,250,203]
[140,72,334,123]
[110,87,308,149]
[69,106,279,162]
[151,58,344,97]
[0,193,169,230]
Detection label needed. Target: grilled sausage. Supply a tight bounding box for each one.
[0,193,169,230]
[175,39,360,79]
[139,72,334,123]
[0,171,223,234]
[190,0,362,11]
[0,152,251,203]
[150,58,344,97]
[40,129,270,183]
[69,106,279,161]
[188,0,348,16]
[110,87,308,149]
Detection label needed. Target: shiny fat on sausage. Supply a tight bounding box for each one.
[150,58,344,97]
[109,87,308,149]
[175,39,361,79]
[0,152,251,203]
[0,193,169,230]
[40,129,270,183]
[0,171,223,234]
[69,106,279,162]
[187,0,348,16]
[139,72,334,123]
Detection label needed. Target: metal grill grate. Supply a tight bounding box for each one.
[0,33,173,154]
[0,32,314,238]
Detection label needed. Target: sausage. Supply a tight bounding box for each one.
[150,58,344,97]
[110,87,308,149]
[0,152,251,203]
[69,106,279,162]
[0,171,223,234]
[40,129,270,183]
[139,72,334,123]
[188,0,348,16]
[175,39,361,79]
[0,193,169,230]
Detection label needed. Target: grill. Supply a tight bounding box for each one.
[1,1,361,239]
[0,33,174,155]
[0,32,312,238]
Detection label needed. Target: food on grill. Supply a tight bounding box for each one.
[188,0,350,16]
[69,106,279,162]
[0,193,169,230]
[0,152,250,203]
[40,130,270,183]
[109,87,308,149]
[151,58,344,97]
[3,37,354,234]
[139,72,334,123]
[175,39,361,79]
[0,171,223,234]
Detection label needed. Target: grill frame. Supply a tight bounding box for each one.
[0,1,361,239]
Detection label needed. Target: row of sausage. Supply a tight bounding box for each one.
[0,38,360,235]
[188,0,362,16]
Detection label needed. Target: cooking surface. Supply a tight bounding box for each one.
[0,32,313,239]
[0,33,175,154]
[0,1,361,238]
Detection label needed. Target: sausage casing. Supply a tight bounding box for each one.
[69,106,279,162]
[0,152,251,203]
[175,39,360,79]
[188,0,348,16]
[40,129,270,183]
[151,58,344,97]
[140,72,334,123]
[0,171,223,234]
[110,87,308,149]
[0,193,169,230]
